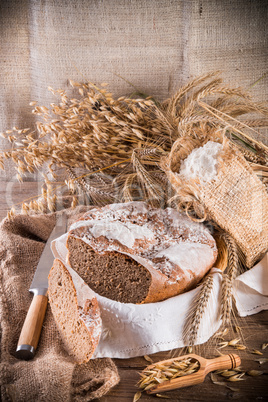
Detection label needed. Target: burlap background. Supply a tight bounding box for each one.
[0,208,119,401]
[0,0,267,180]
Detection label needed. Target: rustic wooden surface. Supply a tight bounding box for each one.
[0,181,267,402]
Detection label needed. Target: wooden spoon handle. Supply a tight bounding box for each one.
[16,294,48,360]
[205,353,241,374]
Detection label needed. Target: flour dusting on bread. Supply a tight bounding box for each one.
[66,202,217,303]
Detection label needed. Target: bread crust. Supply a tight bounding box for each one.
[66,202,218,304]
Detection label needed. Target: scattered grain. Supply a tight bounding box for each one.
[228,338,241,346]
[251,350,263,356]
[156,394,171,398]
[255,358,268,365]
[133,391,142,401]
[227,373,245,382]
[144,355,153,364]
[247,370,263,377]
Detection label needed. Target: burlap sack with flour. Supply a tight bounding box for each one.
[0,209,119,402]
[165,138,268,268]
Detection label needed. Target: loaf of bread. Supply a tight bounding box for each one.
[48,259,102,363]
[66,202,217,304]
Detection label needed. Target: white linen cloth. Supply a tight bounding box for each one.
[51,230,267,359]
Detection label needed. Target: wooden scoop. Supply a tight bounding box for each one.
[144,353,241,394]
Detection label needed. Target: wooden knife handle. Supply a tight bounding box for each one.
[16,294,48,360]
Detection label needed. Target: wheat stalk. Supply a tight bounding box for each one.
[219,233,239,328]
[198,101,268,153]
[183,273,214,347]
[131,149,165,204]
[165,71,222,116]
[66,166,117,205]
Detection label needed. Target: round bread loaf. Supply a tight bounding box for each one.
[66,202,218,304]
[48,259,102,363]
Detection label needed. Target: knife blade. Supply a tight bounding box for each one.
[16,212,68,360]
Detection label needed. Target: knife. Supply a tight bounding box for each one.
[16,212,68,360]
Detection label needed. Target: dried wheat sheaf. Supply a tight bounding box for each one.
[1,71,267,215]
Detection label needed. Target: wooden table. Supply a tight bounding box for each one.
[1,181,267,402]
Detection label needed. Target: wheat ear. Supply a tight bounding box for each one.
[220,233,239,328]
[131,150,164,202]
[183,273,214,346]
[66,166,115,205]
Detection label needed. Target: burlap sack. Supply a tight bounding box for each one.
[0,209,120,402]
[200,150,268,268]
[165,138,268,268]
